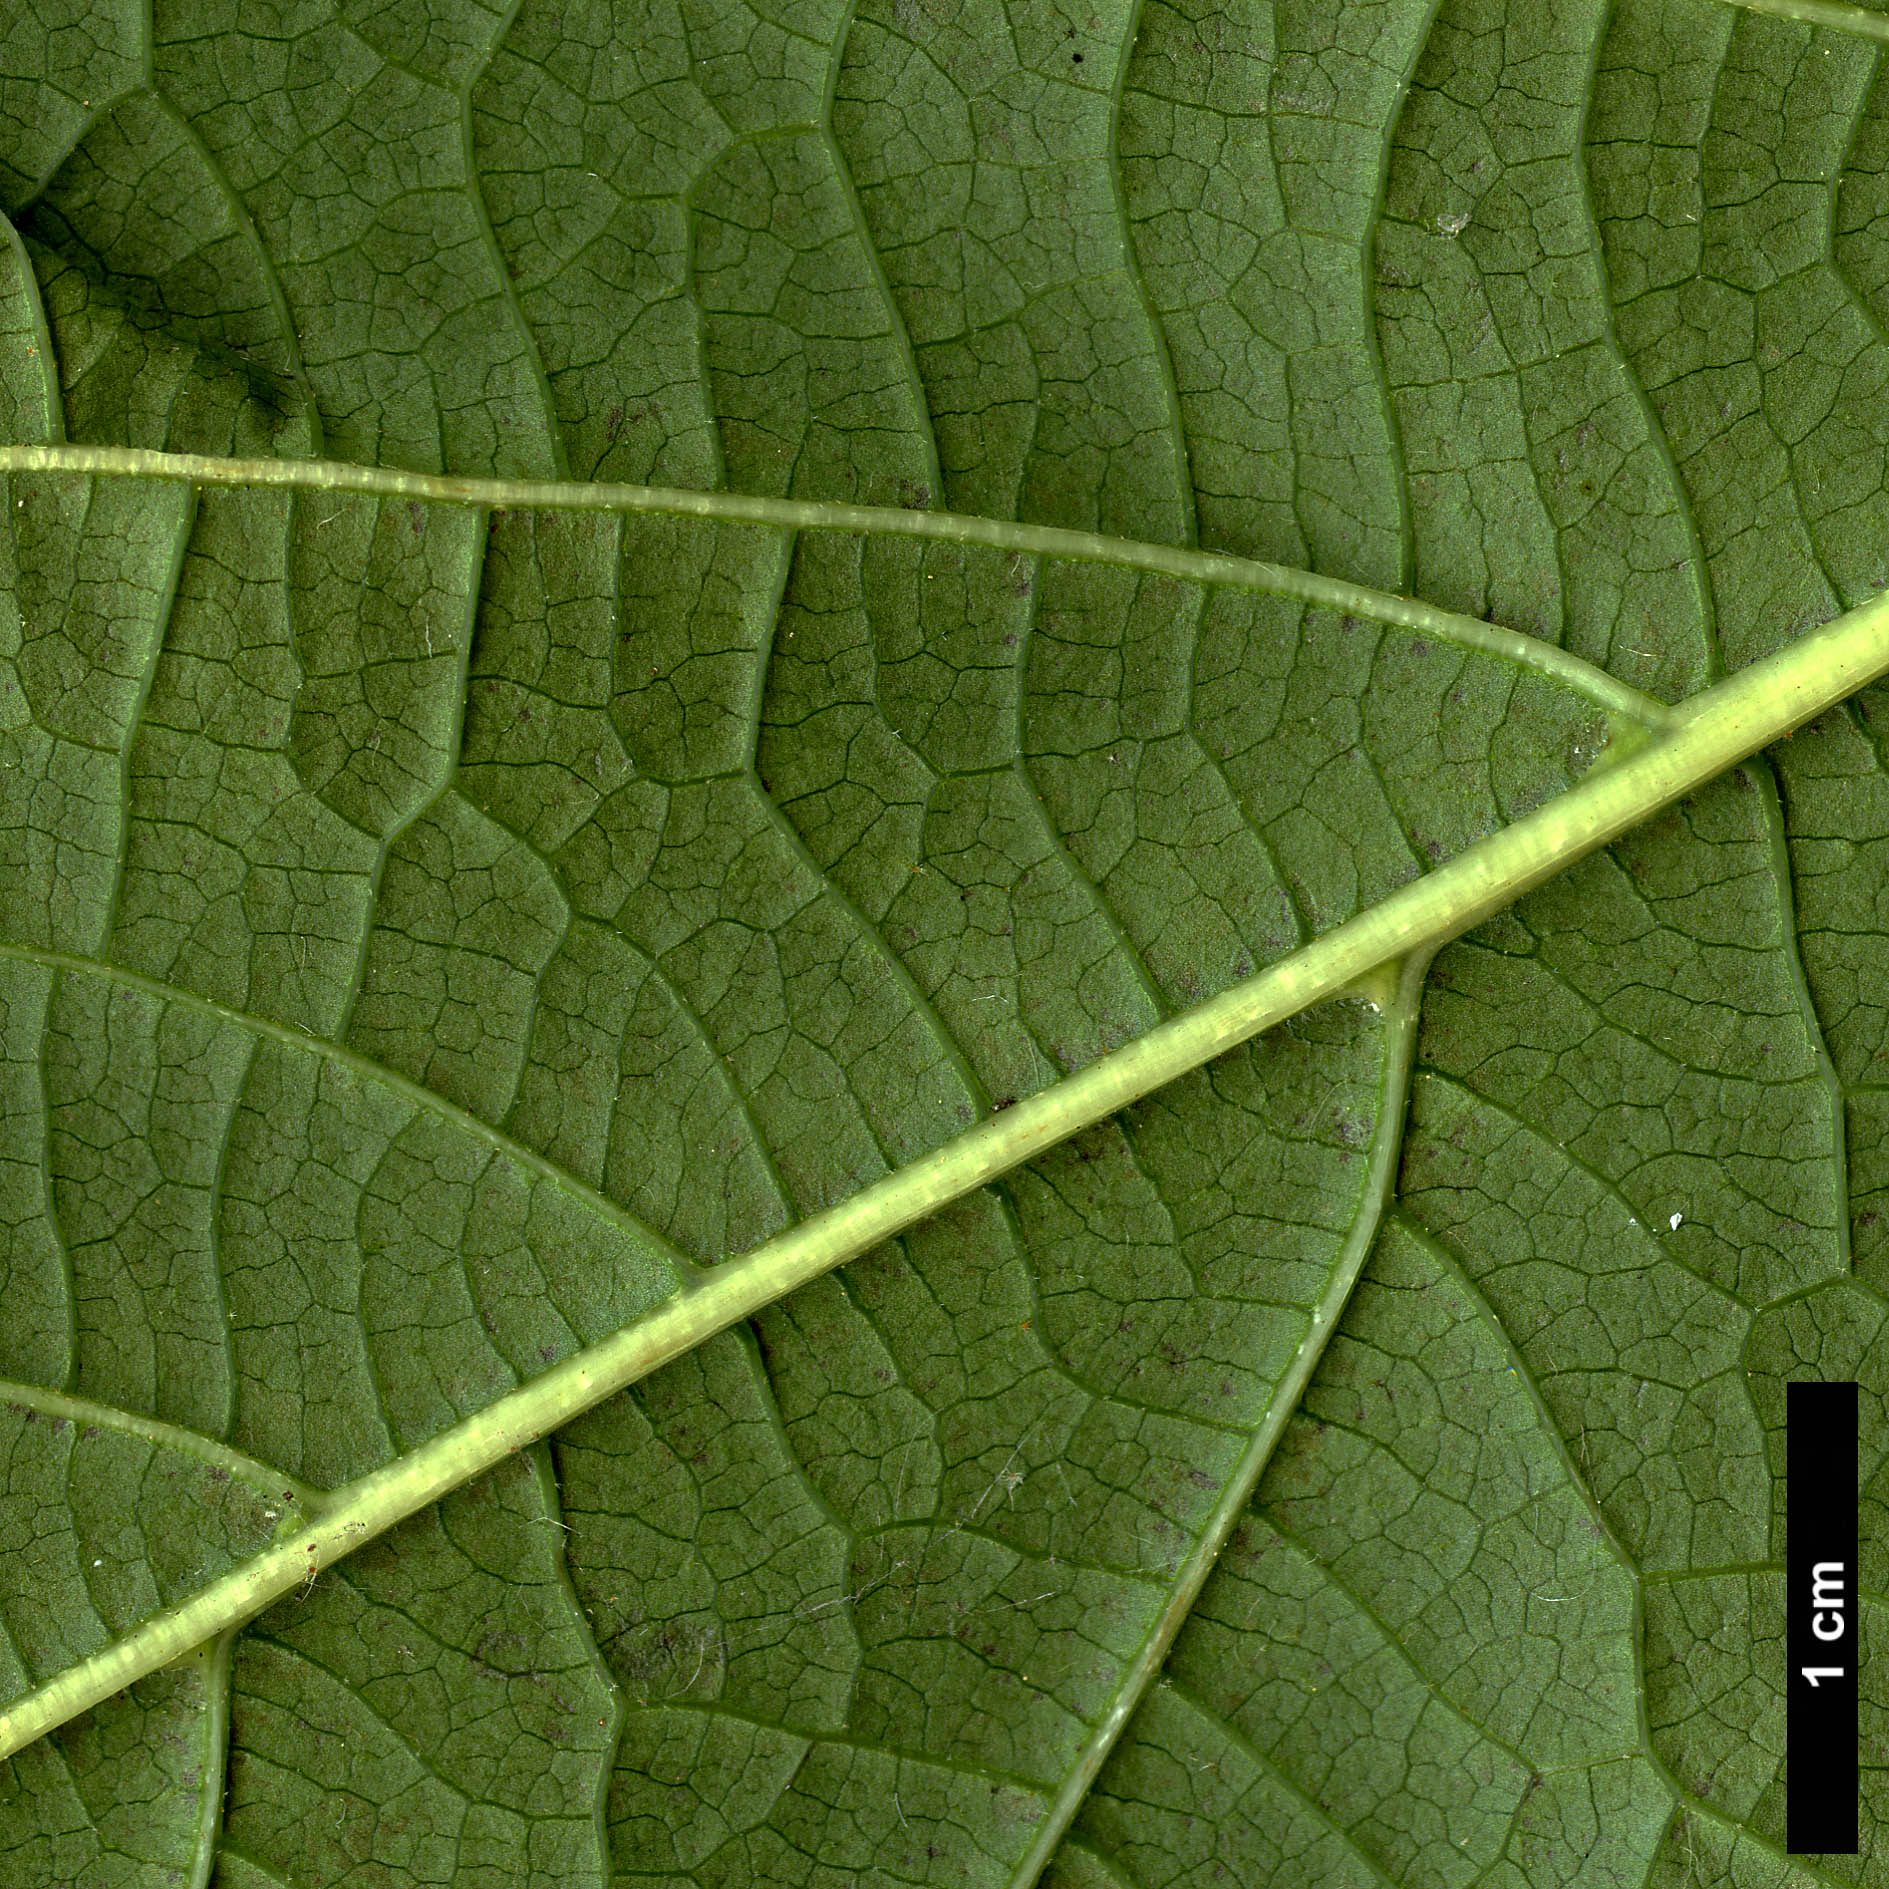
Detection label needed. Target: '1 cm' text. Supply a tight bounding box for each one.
[1802,1560,1846,1687]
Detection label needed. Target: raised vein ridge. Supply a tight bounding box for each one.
[3,572,1884,1764]
[0,443,1673,729]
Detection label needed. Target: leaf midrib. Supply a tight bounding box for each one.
[4,447,1888,1871]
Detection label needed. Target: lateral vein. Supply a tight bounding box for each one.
[0,442,1671,729]
[2,573,1884,1762]
[0,1381,324,1511]
[0,943,702,1289]
[1706,0,1889,44]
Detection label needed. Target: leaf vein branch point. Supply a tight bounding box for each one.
[2,575,1885,1762]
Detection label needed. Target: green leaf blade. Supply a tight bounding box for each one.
[3,0,1889,1882]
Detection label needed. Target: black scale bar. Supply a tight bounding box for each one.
[1787,1379,1859,1855]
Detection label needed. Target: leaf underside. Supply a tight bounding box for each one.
[0,0,1884,1886]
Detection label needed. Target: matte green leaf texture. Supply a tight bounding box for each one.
[0,0,1885,1881]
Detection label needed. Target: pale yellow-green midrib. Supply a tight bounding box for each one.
[2,574,1883,1762]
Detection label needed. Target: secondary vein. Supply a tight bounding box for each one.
[4,490,1887,1770]
[0,1379,324,1510]
[0,943,702,1288]
[1003,952,1429,1889]
[0,442,1672,730]
[1707,0,1889,43]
